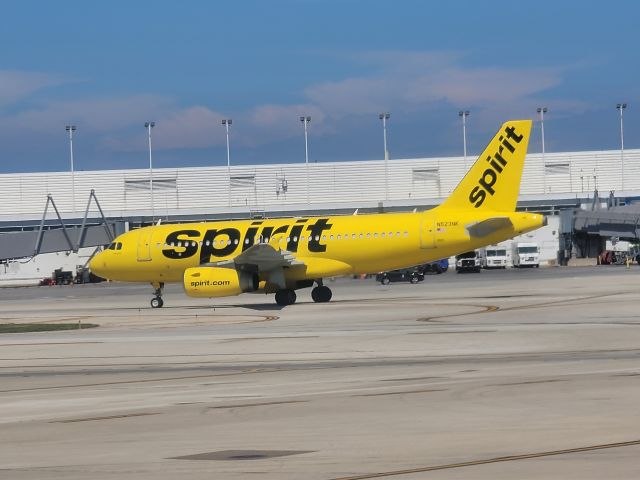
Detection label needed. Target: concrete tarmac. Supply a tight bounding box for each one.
[1,266,640,479]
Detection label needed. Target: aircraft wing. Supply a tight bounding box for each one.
[466,217,513,237]
[210,243,304,272]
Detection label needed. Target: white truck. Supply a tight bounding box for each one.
[478,245,508,269]
[511,242,540,268]
[455,251,481,273]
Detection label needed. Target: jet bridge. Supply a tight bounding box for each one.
[559,190,640,263]
[0,191,124,262]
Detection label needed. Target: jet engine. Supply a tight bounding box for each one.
[183,267,259,298]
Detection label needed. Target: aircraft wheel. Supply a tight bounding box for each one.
[151,296,164,308]
[311,285,332,303]
[275,289,297,306]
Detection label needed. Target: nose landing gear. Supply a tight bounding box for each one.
[150,282,164,308]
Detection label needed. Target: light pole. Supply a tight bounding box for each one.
[379,112,390,200]
[536,107,547,155]
[616,103,627,190]
[65,125,77,213]
[144,121,155,222]
[222,119,232,206]
[537,107,548,193]
[458,110,470,169]
[300,115,311,203]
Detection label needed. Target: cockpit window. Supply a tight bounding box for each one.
[116,242,123,250]
[107,242,116,250]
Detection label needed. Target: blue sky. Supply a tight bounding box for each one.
[0,0,638,173]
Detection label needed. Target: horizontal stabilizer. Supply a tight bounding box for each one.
[466,217,513,237]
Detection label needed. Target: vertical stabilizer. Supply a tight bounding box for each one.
[440,120,532,212]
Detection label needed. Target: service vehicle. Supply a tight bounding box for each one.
[511,242,540,267]
[420,258,449,274]
[376,268,424,285]
[455,251,481,273]
[478,245,508,269]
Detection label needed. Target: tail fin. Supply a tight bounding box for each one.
[440,120,532,212]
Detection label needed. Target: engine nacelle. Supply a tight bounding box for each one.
[183,267,259,298]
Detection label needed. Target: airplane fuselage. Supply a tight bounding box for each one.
[91,208,544,284]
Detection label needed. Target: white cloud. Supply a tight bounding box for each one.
[305,51,570,115]
[104,105,227,152]
[2,95,172,132]
[0,53,581,154]
[0,70,68,107]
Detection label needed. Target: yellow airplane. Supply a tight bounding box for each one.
[90,120,545,308]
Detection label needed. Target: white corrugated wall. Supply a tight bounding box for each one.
[0,149,637,218]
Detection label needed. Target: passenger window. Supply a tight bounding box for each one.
[366,233,371,238]
[330,235,334,240]
[337,234,341,240]
[352,234,356,239]
[381,232,386,238]
[233,239,239,245]
[321,235,326,241]
[374,233,378,238]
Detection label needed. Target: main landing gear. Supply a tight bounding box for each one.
[275,289,297,306]
[274,279,333,307]
[150,282,164,308]
[311,284,332,303]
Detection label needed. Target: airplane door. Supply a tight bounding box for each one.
[420,217,436,249]
[137,228,153,262]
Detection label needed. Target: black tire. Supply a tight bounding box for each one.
[275,289,297,306]
[409,275,419,284]
[311,286,332,303]
[150,296,163,308]
[381,276,390,285]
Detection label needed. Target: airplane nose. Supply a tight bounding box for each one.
[89,252,106,277]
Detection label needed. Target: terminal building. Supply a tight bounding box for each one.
[1,147,639,285]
